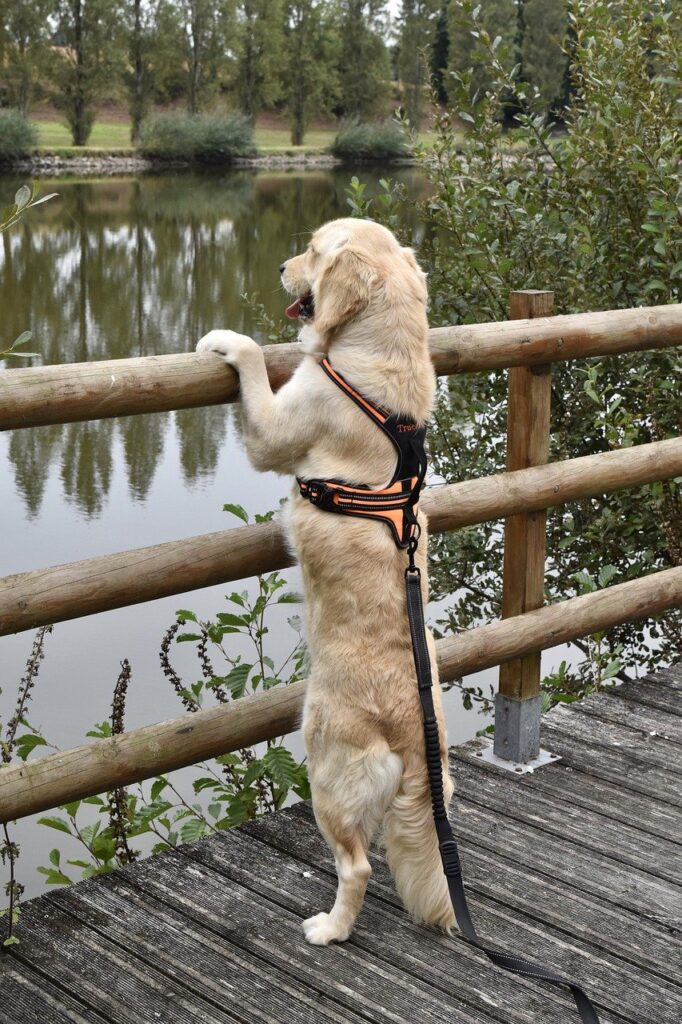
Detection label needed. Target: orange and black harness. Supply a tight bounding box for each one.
[298,358,600,1024]
[297,358,427,549]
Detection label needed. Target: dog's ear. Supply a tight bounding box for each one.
[401,246,428,303]
[314,247,372,336]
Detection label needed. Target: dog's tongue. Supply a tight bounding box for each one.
[285,298,302,319]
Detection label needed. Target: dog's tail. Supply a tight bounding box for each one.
[381,751,456,929]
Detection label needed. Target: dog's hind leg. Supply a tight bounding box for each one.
[382,748,456,931]
[303,740,403,945]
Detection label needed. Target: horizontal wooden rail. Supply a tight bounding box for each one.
[2,564,680,823]
[2,436,680,636]
[1,304,680,430]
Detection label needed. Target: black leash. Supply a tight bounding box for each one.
[405,533,601,1024]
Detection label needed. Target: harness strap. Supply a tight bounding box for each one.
[405,551,601,1024]
[298,476,420,548]
[297,359,427,548]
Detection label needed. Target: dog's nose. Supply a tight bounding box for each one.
[279,263,286,274]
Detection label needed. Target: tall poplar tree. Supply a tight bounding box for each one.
[335,0,391,119]
[521,0,568,112]
[51,0,122,145]
[173,0,234,113]
[123,0,159,143]
[234,0,284,122]
[430,1,450,105]
[0,0,52,113]
[398,0,439,129]
[282,0,336,144]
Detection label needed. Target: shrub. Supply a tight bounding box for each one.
[332,120,412,163]
[0,110,38,162]
[139,111,256,163]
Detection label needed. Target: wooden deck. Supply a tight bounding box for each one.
[3,665,681,1024]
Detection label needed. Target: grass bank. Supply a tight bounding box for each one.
[33,119,437,157]
[34,120,338,156]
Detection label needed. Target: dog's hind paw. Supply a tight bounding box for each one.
[302,912,349,945]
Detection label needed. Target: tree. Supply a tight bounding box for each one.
[447,0,518,104]
[234,0,284,123]
[429,1,450,105]
[181,0,234,113]
[0,0,53,113]
[521,0,568,112]
[282,1,337,145]
[122,0,160,143]
[155,0,234,114]
[398,0,440,129]
[335,0,391,119]
[51,0,123,146]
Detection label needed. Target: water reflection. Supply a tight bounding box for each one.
[1,169,428,518]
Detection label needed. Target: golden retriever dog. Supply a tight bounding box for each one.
[197,217,454,944]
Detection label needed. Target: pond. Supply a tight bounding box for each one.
[1,167,537,896]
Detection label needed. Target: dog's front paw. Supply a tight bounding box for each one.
[196,329,260,367]
[302,912,350,945]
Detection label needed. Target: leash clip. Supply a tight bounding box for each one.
[406,522,421,572]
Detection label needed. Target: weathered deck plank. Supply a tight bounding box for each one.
[597,671,682,717]
[226,804,679,1023]
[2,665,681,1024]
[46,877,371,1024]
[450,753,682,883]
[539,724,682,806]
[474,753,682,843]
[569,691,682,744]
[9,896,248,1024]
[545,704,682,775]
[0,959,112,1024]
[176,824,590,1024]
[118,845,526,1024]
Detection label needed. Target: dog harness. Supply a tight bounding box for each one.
[296,357,600,1024]
[297,358,427,548]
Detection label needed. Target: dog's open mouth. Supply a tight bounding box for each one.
[285,291,315,320]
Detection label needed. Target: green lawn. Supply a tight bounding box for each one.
[34,119,436,156]
[36,120,133,150]
[34,119,336,153]
[254,127,337,152]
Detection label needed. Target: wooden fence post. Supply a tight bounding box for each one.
[494,290,555,762]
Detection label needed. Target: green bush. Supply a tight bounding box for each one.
[332,120,412,162]
[351,0,682,700]
[0,110,38,162]
[139,111,256,163]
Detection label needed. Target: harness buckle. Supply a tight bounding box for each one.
[305,481,335,511]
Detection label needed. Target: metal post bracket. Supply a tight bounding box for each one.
[475,741,561,775]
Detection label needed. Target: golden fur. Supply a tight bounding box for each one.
[197,218,454,944]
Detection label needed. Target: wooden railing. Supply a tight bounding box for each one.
[1,297,681,822]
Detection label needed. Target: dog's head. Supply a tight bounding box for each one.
[280,218,427,350]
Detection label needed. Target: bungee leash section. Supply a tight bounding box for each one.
[299,358,601,1022]
[405,533,601,1024]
